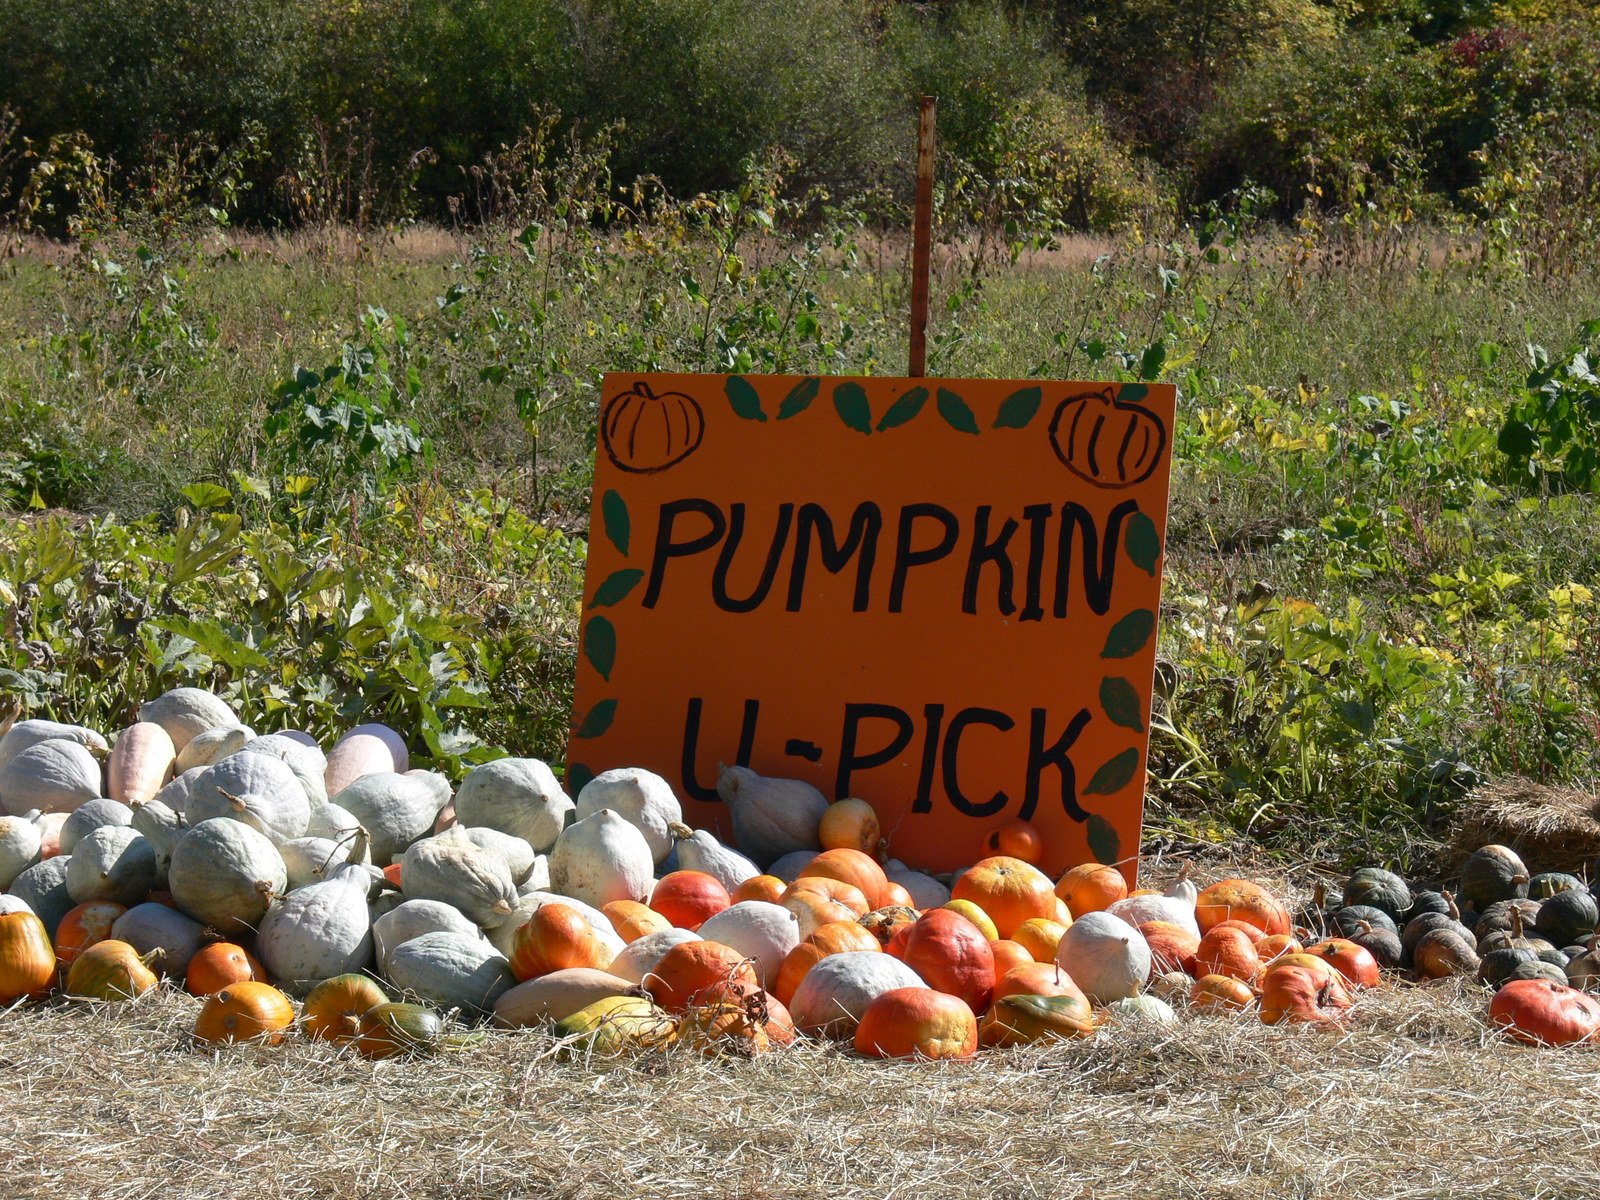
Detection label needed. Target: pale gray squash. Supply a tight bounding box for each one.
[59,798,134,856]
[112,902,206,978]
[129,798,185,888]
[0,739,102,816]
[186,752,310,844]
[0,812,43,889]
[0,720,108,773]
[137,687,240,752]
[575,767,682,865]
[399,835,517,928]
[384,930,513,1015]
[255,835,376,993]
[7,856,73,937]
[548,809,652,909]
[670,825,760,892]
[450,826,537,885]
[453,758,572,853]
[66,825,157,906]
[237,733,328,809]
[280,833,372,891]
[373,899,484,976]
[151,766,208,817]
[715,764,828,868]
[305,800,363,841]
[174,724,254,773]
[331,771,449,865]
[168,817,287,932]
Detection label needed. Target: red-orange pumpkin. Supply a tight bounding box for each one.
[601,381,705,474]
[193,981,295,1045]
[54,901,128,972]
[1196,879,1290,937]
[1489,979,1600,1046]
[984,819,1044,866]
[899,909,996,1015]
[649,870,731,931]
[797,849,892,911]
[186,943,265,996]
[510,902,612,982]
[1194,925,1263,983]
[950,856,1058,939]
[1048,388,1167,488]
[1258,964,1352,1026]
[645,940,760,1014]
[1304,938,1382,989]
[855,987,978,1060]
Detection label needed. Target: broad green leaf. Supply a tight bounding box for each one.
[584,615,617,682]
[591,568,644,607]
[1124,512,1161,576]
[725,375,767,422]
[574,698,617,738]
[1101,609,1156,659]
[602,489,630,557]
[876,385,928,431]
[1099,676,1146,733]
[179,482,232,509]
[936,388,979,434]
[1087,814,1121,865]
[1083,748,1140,796]
[833,382,872,435]
[993,386,1042,429]
[777,377,820,420]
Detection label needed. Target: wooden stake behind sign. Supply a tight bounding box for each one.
[908,96,936,378]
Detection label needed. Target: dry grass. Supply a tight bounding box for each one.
[1448,776,1600,875]
[3,979,1598,1200]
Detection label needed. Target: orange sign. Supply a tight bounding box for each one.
[567,374,1175,880]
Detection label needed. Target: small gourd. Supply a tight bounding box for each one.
[1054,910,1151,1004]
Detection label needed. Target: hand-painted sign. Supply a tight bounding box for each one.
[567,373,1176,879]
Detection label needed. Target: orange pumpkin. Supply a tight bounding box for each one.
[992,960,1084,1004]
[194,981,296,1045]
[382,861,403,889]
[818,799,881,855]
[1258,963,1352,1025]
[882,881,916,909]
[1192,974,1256,1012]
[600,381,706,474]
[990,939,1035,975]
[0,909,58,1003]
[1012,917,1070,965]
[1256,933,1303,964]
[509,902,612,981]
[900,909,996,1014]
[731,875,788,905]
[950,856,1058,938]
[649,871,731,931]
[1055,862,1128,916]
[65,939,160,1001]
[185,943,265,996]
[984,819,1044,866]
[1048,388,1167,488]
[774,921,881,1005]
[783,889,861,939]
[1139,920,1201,976]
[54,901,128,972]
[1195,879,1290,937]
[784,876,870,919]
[855,987,978,1060]
[1207,918,1267,945]
[1259,952,1337,989]
[1303,938,1381,989]
[1194,925,1263,983]
[797,849,891,911]
[301,973,389,1042]
[645,940,760,1014]
[1490,979,1600,1046]
[602,900,672,943]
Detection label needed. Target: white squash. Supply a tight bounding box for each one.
[574,768,682,865]
[151,766,208,817]
[716,764,827,867]
[107,722,177,805]
[450,826,537,885]
[766,850,819,882]
[0,812,43,889]
[255,840,376,993]
[237,733,328,809]
[491,891,623,961]
[884,858,951,909]
[186,753,311,844]
[128,799,184,887]
[549,809,653,909]
[1106,994,1179,1027]
[174,724,254,773]
[788,951,926,1039]
[516,855,552,895]
[331,771,449,865]
[373,899,485,975]
[0,739,102,815]
[167,816,287,932]
[138,687,240,752]
[280,835,371,891]
[670,825,760,892]
[0,895,33,916]
[607,927,700,984]
[0,720,108,772]
[385,930,513,1014]
[1108,893,1199,937]
[325,723,408,796]
[111,902,205,978]
[305,800,364,842]
[6,855,73,937]
[58,798,134,855]
[400,835,518,928]
[695,901,800,990]
[453,757,572,853]
[1054,910,1151,1004]
[65,825,157,906]
[493,968,635,1027]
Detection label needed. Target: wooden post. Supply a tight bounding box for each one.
[909,95,936,378]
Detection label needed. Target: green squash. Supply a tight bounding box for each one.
[1528,872,1586,900]
[1458,844,1529,913]
[1478,946,1540,987]
[1342,867,1412,921]
[1535,888,1598,948]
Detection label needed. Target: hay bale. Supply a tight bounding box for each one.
[1447,776,1600,873]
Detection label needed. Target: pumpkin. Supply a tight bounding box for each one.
[107,722,177,807]
[1475,899,1542,941]
[649,870,731,930]
[186,943,265,996]
[644,940,760,1014]
[731,874,788,905]
[1341,867,1412,922]
[1489,978,1600,1046]
[1412,928,1480,979]
[373,899,485,975]
[819,798,881,855]
[1459,844,1530,913]
[1192,974,1256,1012]
[400,834,517,928]
[1258,963,1352,1025]
[983,819,1044,866]
[0,909,57,1002]
[900,908,996,1014]
[65,825,157,906]
[493,968,637,1028]
[574,767,682,865]
[1479,946,1541,988]
[490,892,624,961]
[187,752,310,844]
[1536,888,1599,948]
[1402,911,1472,967]
[1055,863,1128,916]
[1565,936,1600,990]
[1256,933,1304,964]
[788,950,926,1039]
[950,856,1059,938]
[59,798,134,856]
[1303,938,1381,988]
[384,931,514,1015]
[1196,879,1290,937]
[797,848,891,910]
[53,900,127,971]
[990,939,1035,977]
[1193,925,1262,983]
[1054,910,1151,1004]
[608,927,701,985]
[238,734,328,812]
[194,981,295,1045]
[0,813,44,889]
[168,818,287,933]
[553,994,676,1055]
[137,688,239,753]
[174,725,255,773]
[1048,387,1166,488]
[784,875,870,919]
[1138,921,1200,976]
[7,857,74,938]
[783,888,864,941]
[324,723,409,797]
[715,765,828,868]
[984,992,1098,1044]
[670,825,762,893]
[696,901,801,991]
[940,899,1000,941]
[1013,917,1071,965]
[509,902,612,981]
[255,839,376,993]
[1405,890,1456,920]
[1261,952,1338,989]
[855,987,978,1060]
[330,771,450,866]
[301,972,389,1041]
[678,989,793,1057]
[773,920,881,1004]
[858,905,919,949]
[0,738,103,815]
[66,938,160,1000]
[1340,920,1401,969]
[602,899,672,943]
[356,1001,447,1059]
[549,809,654,908]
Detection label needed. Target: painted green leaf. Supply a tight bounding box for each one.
[601,489,630,558]
[725,375,767,422]
[565,763,595,795]
[833,382,873,435]
[1099,676,1146,733]
[777,377,820,420]
[1083,748,1140,796]
[876,385,928,431]
[1101,609,1156,659]
[992,386,1042,429]
[1086,813,1121,865]
[591,568,644,608]
[1124,512,1161,576]
[1117,382,1149,404]
[574,698,617,739]
[936,388,979,434]
[584,615,616,682]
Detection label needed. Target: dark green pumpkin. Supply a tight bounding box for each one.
[1474,899,1541,940]
[1503,960,1568,986]
[1534,888,1599,948]
[1330,905,1398,937]
[1565,943,1600,989]
[1458,844,1529,912]
[1342,868,1412,921]
[1405,890,1455,921]
[1528,872,1586,900]
[1345,920,1403,969]
[1402,913,1473,967]
[1478,946,1540,987]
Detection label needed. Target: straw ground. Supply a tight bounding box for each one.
[2,977,1596,1200]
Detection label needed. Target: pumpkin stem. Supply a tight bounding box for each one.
[1510,905,1525,939]
[667,821,695,841]
[219,788,249,813]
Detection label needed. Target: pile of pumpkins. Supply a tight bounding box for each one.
[0,688,1593,1058]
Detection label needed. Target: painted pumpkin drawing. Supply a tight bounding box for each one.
[602,382,706,473]
[1048,388,1167,488]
